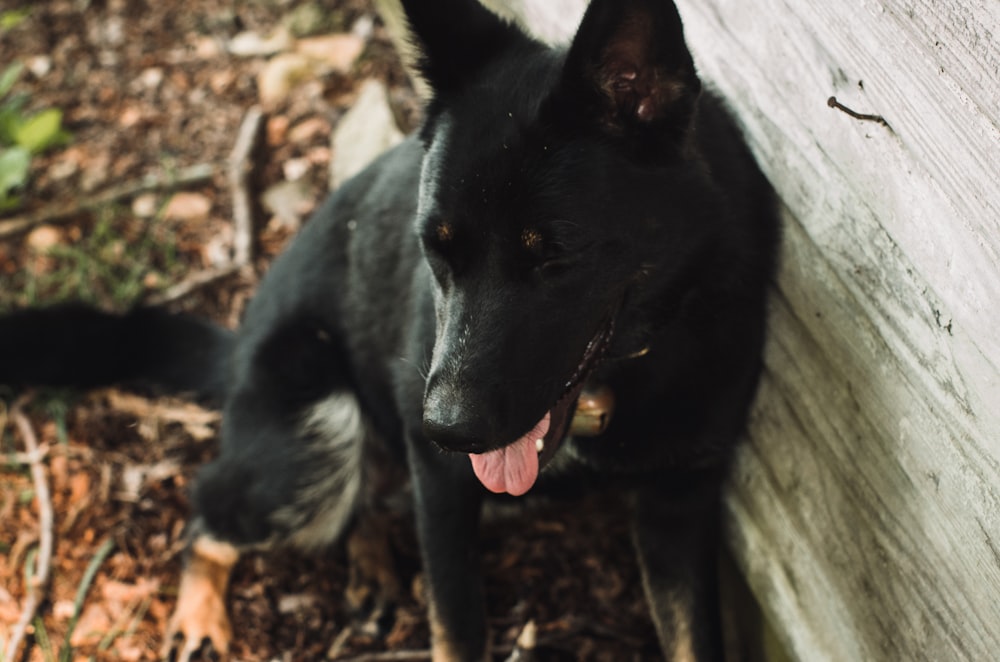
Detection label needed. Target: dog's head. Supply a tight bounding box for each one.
[404,0,709,494]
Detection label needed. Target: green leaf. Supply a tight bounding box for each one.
[0,106,23,145]
[1,9,31,32]
[0,62,23,98]
[0,146,30,199]
[12,108,68,153]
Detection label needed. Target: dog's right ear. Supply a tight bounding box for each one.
[545,0,702,156]
[400,0,527,96]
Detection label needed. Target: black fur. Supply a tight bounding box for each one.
[0,0,778,659]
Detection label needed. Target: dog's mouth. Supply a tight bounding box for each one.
[469,315,615,496]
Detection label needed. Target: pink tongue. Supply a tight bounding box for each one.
[469,413,550,496]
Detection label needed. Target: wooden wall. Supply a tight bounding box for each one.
[671,1,1000,659]
[377,0,1000,658]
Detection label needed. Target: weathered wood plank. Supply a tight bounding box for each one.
[670,1,1000,658]
[371,0,1000,658]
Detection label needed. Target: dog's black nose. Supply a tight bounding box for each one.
[422,383,493,453]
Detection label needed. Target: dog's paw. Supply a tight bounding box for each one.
[345,513,401,637]
[161,585,232,662]
[161,536,239,662]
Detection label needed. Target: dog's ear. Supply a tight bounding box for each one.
[548,0,701,151]
[400,0,527,95]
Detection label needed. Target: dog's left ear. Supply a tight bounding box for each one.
[400,0,528,97]
[548,0,701,150]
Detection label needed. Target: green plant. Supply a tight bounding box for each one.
[0,9,31,32]
[0,61,72,210]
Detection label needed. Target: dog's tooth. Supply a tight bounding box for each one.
[535,438,544,453]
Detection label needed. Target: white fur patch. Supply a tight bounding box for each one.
[273,392,366,551]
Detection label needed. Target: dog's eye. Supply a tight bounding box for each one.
[537,258,576,277]
[421,229,460,286]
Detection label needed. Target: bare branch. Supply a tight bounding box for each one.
[4,394,55,662]
[0,163,217,239]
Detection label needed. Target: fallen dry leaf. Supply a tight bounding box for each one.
[287,116,330,144]
[228,27,295,58]
[101,577,159,604]
[257,52,311,106]
[296,33,366,72]
[267,114,291,146]
[163,192,212,222]
[69,602,113,647]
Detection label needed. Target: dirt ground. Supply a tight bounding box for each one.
[0,1,667,660]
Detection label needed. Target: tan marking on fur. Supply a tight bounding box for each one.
[436,222,453,242]
[427,598,488,662]
[192,535,239,566]
[521,228,542,251]
[162,536,238,662]
[667,593,696,662]
[345,515,401,615]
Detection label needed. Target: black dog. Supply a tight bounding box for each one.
[0,0,778,659]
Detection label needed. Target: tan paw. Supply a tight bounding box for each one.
[162,589,231,661]
[161,536,239,662]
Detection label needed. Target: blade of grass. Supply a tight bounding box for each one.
[33,615,55,662]
[59,537,116,662]
[96,595,153,654]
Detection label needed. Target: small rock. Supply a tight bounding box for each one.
[131,192,158,218]
[26,225,63,252]
[138,67,164,90]
[26,55,52,78]
[282,157,312,182]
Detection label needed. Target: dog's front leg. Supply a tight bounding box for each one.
[630,477,726,662]
[407,435,488,662]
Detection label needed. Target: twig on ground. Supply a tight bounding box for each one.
[143,262,245,306]
[4,443,50,466]
[142,106,265,306]
[332,651,433,661]
[103,388,220,429]
[4,394,55,662]
[503,620,538,662]
[331,640,531,662]
[0,163,217,239]
[229,105,266,267]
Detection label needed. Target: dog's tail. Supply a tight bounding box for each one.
[0,304,234,401]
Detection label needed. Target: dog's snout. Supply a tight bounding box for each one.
[422,381,494,453]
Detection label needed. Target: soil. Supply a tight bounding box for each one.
[0,1,662,660]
